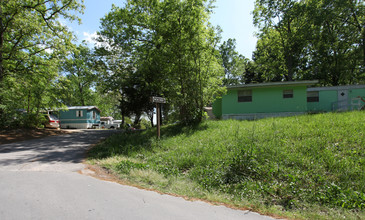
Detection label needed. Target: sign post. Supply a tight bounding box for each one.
[151,96,166,139]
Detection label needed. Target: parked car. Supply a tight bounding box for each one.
[100,116,120,129]
[44,114,60,129]
[100,121,118,129]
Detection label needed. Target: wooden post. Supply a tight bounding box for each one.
[151,96,166,140]
[156,103,161,139]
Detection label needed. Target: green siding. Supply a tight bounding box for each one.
[60,109,100,124]
[349,89,365,98]
[212,84,364,120]
[307,88,365,112]
[349,88,365,102]
[60,109,86,124]
[307,90,337,112]
[222,86,307,115]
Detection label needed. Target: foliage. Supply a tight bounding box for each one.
[0,0,84,128]
[253,0,365,85]
[219,39,250,85]
[59,43,97,106]
[96,0,225,125]
[1,51,67,128]
[88,111,365,219]
[303,0,365,85]
[93,90,122,119]
[139,118,152,130]
[219,38,264,85]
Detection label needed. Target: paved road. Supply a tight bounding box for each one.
[0,130,275,220]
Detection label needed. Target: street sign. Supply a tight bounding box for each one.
[151,96,166,104]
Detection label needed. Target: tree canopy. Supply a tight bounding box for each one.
[253,0,365,85]
[96,0,224,125]
[0,0,84,127]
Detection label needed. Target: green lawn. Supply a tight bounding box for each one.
[87,111,365,219]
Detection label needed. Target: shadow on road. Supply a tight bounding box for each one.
[0,130,120,167]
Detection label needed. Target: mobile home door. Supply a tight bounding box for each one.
[337,89,348,111]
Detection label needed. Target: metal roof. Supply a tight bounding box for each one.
[67,106,101,112]
[308,84,365,91]
[227,80,319,89]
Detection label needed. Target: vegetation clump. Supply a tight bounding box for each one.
[88,111,365,219]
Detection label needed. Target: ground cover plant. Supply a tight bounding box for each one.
[87,111,365,219]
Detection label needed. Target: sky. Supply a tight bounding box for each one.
[68,0,258,59]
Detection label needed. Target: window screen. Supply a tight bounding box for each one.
[307,91,319,102]
[283,90,293,98]
[238,90,252,102]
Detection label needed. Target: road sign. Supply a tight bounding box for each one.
[151,96,166,104]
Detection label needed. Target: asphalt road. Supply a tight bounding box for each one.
[0,130,275,220]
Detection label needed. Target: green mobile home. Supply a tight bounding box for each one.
[214,81,318,120]
[307,85,365,112]
[213,81,365,120]
[59,106,101,129]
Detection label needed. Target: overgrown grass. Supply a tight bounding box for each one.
[87,111,365,219]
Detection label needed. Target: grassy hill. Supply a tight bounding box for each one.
[87,111,365,219]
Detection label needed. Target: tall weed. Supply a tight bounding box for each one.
[88,111,365,217]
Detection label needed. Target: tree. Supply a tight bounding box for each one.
[93,34,147,127]
[303,0,365,85]
[219,38,245,85]
[0,0,84,127]
[1,50,65,127]
[218,38,262,85]
[93,90,122,120]
[60,44,97,106]
[96,0,224,125]
[253,0,364,85]
[253,28,289,82]
[253,0,308,81]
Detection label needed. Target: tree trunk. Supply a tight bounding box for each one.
[349,1,365,68]
[285,19,294,81]
[0,0,3,83]
[286,53,294,81]
[133,114,141,127]
[177,10,187,124]
[162,103,169,124]
[0,0,4,123]
[121,114,125,127]
[79,83,85,106]
[360,27,365,69]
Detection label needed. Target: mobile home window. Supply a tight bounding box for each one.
[307,91,319,102]
[238,90,252,102]
[76,110,83,117]
[283,90,293,99]
[92,111,96,120]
